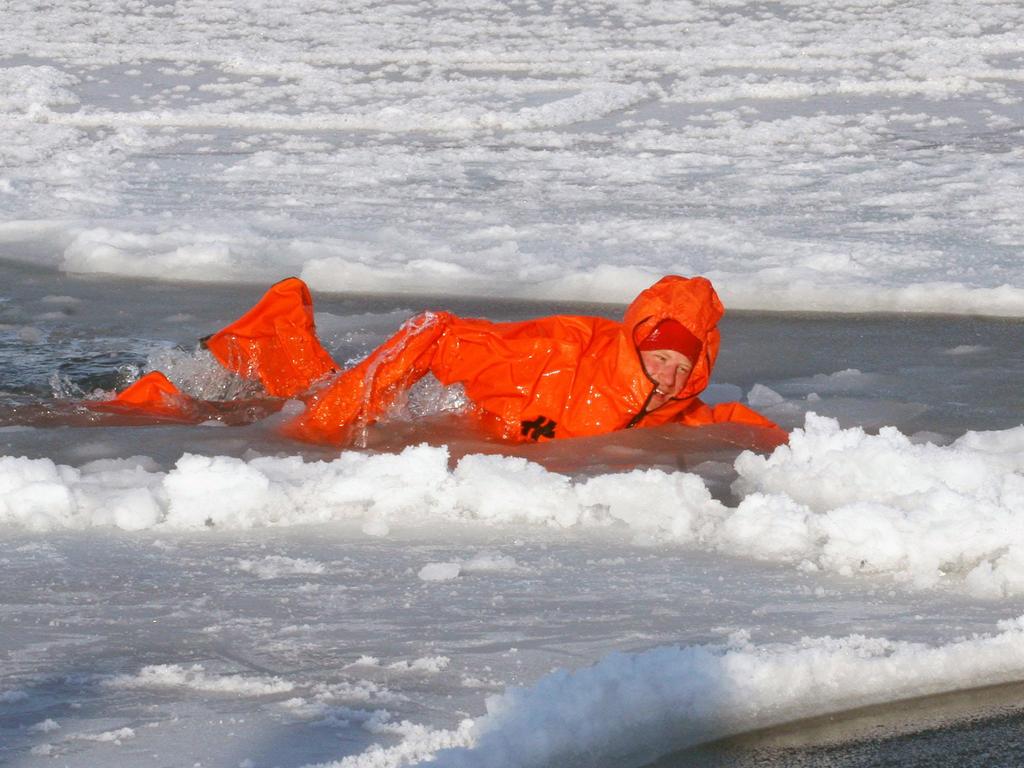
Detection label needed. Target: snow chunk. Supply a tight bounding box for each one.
[453,454,578,527]
[460,552,522,574]
[103,664,293,696]
[746,383,785,407]
[730,414,1024,594]
[944,344,987,355]
[321,720,474,768]
[76,727,135,743]
[17,326,44,344]
[717,492,815,562]
[236,555,326,580]
[418,562,461,582]
[388,657,451,674]
[40,294,81,307]
[0,456,77,531]
[0,66,79,113]
[577,468,724,543]
[164,454,273,528]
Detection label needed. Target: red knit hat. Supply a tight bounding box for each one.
[637,318,702,361]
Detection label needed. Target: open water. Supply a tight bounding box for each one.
[3,257,1022,467]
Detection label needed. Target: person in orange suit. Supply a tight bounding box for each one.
[99,275,782,444]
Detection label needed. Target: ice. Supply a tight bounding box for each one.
[236,555,327,580]
[270,617,1024,768]
[732,415,1024,596]
[75,727,135,743]
[4,0,1024,764]
[62,227,258,283]
[944,344,988,355]
[387,658,451,674]
[459,552,522,574]
[418,562,461,582]
[2,1,1024,314]
[28,719,60,733]
[103,664,295,696]
[426,619,1024,768]
[2,503,1022,767]
[40,295,80,307]
[745,383,786,408]
[3,414,1024,602]
[0,445,716,534]
[0,66,79,114]
[17,326,44,344]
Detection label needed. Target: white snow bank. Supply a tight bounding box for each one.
[320,618,1024,768]
[2,414,1023,596]
[61,227,281,284]
[304,258,1024,317]
[0,449,723,539]
[13,220,1022,317]
[3,1,1024,317]
[732,414,1024,597]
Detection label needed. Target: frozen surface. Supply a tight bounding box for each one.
[2,265,1024,767]
[4,417,1024,599]
[2,0,1024,313]
[4,524,1024,768]
[3,0,1024,766]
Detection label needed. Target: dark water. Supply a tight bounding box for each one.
[2,257,1023,484]
[651,682,1024,768]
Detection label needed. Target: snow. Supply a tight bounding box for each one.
[418,562,461,582]
[733,415,1024,596]
[28,719,61,733]
[237,555,327,579]
[2,0,1024,314]
[429,618,1024,768]
[386,658,451,674]
[230,616,1024,768]
[3,415,1024,601]
[103,664,295,696]
[75,727,135,743]
[3,0,1024,766]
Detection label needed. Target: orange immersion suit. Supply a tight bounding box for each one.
[99,275,781,444]
[88,370,195,421]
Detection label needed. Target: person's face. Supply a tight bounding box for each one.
[640,348,694,406]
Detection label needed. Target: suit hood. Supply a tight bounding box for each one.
[623,275,724,399]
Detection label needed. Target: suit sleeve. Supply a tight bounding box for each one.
[678,398,786,433]
[285,311,452,444]
[709,401,783,430]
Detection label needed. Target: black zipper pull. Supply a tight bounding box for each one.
[626,389,656,428]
